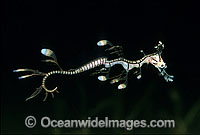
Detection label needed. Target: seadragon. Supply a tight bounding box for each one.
[13,40,174,101]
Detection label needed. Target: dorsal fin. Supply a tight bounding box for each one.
[41,49,57,61]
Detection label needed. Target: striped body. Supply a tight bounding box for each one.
[43,57,107,77]
[44,53,156,78]
[44,54,155,78]
[104,53,156,71]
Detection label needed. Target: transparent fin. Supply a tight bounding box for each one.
[41,49,63,70]
[97,40,113,46]
[140,50,146,56]
[41,59,58,64]
[109,50,123,55]
[13,69,26,72]
[97,40,108,46]
[51,93,54,98]
[164,75,174,82]
[18,74,34,79]
[41,49,57,61]
[137,74,141,79]
[159,68,174,82]
[134,67,142,79]
[98,76,107,81]
[13,69,36,73]
[154,41,164,52]
[43,92,48,101]
[168,75,174,82]
[105,46,122,51]
[41,59,63,70]
[13,68,46,79]
[110,79,119,84]
[56,90,59,93]
[118,84,126,89]
[25,86,42,101]
[105,45,123,57]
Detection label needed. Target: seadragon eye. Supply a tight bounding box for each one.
[160,64,165,68]
[152,59,157,64]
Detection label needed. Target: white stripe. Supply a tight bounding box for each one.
[95,60,98,66]
[89,63,92,68]
[84,65,87,70]
[82,67,84,71]
[98,59,101,65]
[87,64,90,69]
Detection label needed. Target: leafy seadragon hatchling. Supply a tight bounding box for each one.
[13,40,174,101]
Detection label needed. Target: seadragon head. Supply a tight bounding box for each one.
[148,41,174,82]
[149,54,166,69]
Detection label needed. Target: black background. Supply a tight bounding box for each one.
[2,0,200,134]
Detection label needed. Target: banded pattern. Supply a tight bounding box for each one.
[129,53,157,64]
[41,57,107,93]
[106,53,157,65]
[42,57,106,85]
[43,57,107,76]
[75,57,107,74]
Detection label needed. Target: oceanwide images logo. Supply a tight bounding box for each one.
[25,116,175,130]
